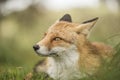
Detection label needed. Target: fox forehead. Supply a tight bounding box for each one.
[44,21,79,42]
[48,21,79,33]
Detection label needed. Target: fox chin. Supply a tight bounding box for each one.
[32,14,113,80]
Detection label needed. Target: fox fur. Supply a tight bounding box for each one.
[33,14,113,80]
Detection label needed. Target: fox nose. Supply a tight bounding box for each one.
[33,45,40,51]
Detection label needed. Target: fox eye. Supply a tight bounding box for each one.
[53,37,62,41]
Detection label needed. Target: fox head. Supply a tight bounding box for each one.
[33,14,98,57]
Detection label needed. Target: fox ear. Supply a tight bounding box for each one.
[76,17,99,36]
[59,14,72,22]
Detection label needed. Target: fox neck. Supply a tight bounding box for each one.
[77,40,97,54]
[47,45,81,79]
[50,45,79,67]
[77,40,101,74]
[54,50,78,65]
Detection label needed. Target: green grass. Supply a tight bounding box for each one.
[0,43,120,80]
[0,67,53,80]
[0,67,27,80]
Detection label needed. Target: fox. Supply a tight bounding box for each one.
[32,14,113,80]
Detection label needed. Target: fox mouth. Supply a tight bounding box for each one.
[35,51,59,57]
[49,53,59,57]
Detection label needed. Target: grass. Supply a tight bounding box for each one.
[0,43,120,80]
[0,67,27,80]
[0,67,53,80]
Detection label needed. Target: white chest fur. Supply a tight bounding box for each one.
[46,48,83,80]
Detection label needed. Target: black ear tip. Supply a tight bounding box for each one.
[59,14,72,22]
[64,14,71,17]
[82,17,99,24]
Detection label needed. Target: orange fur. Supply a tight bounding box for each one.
[33,14,113,80]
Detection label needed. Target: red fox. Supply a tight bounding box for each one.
[32,14,113,80]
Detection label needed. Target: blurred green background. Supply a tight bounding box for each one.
[0,0,120,73]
